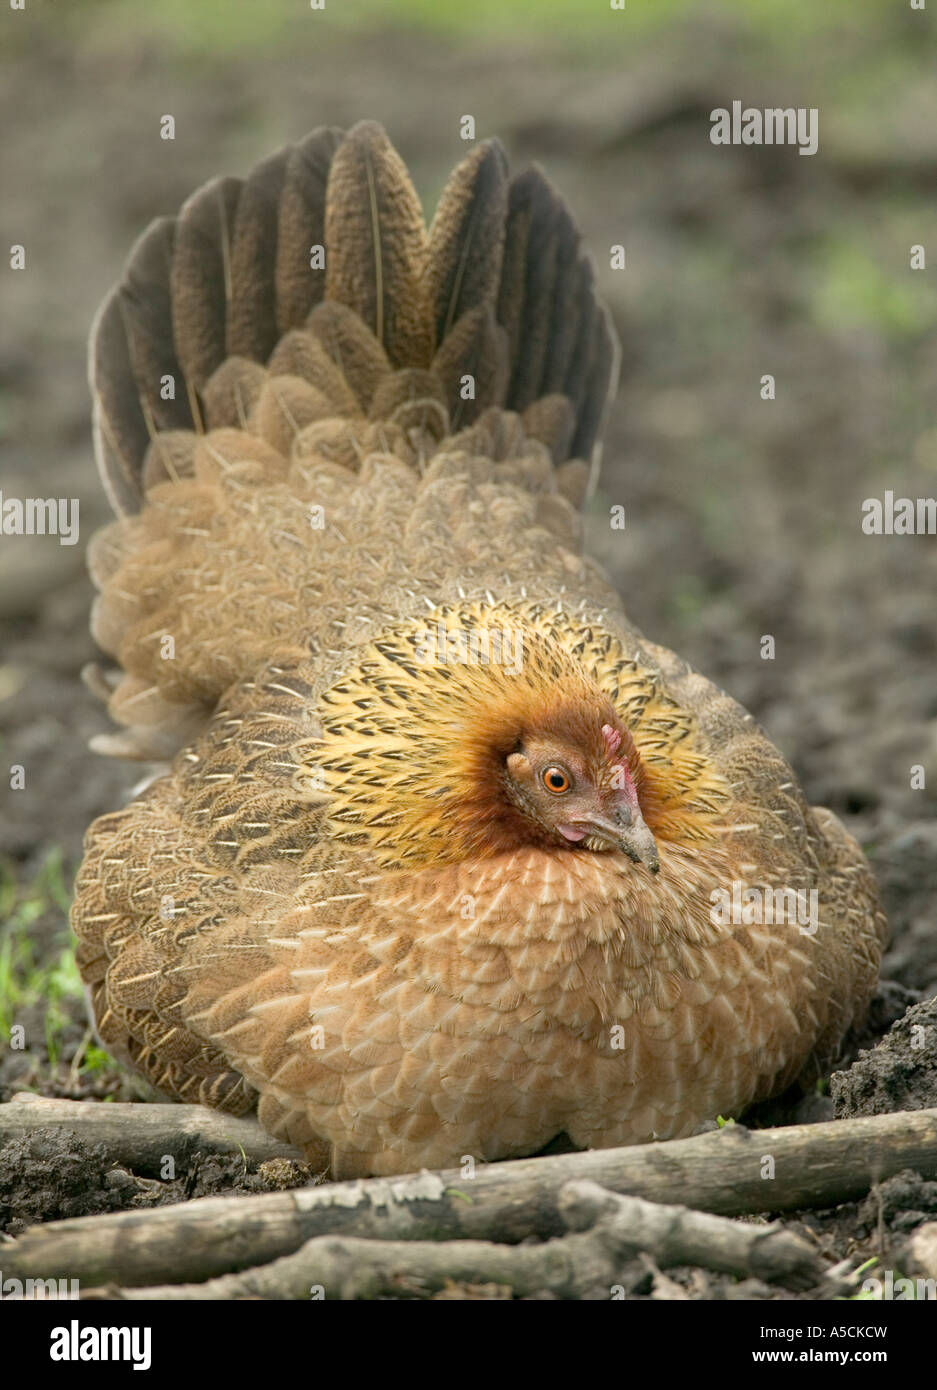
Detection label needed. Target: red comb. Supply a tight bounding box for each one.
[601,724,622,757]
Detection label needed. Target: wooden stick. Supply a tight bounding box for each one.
[6,1106,937,1289]
[107,1180,826,1300]
[1,1093,302,1172]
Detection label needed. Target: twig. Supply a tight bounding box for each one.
[105,1180,826,1299]
[1,1093,301,1172]
[6,1106,937,1289]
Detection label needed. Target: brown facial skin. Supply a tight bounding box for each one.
[504,727,660,873]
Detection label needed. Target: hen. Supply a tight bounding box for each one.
[72,121,886,1178]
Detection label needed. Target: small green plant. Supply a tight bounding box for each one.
[80,1044,113,1075]
[0,850,83,1062]
[849,1256,880,1299]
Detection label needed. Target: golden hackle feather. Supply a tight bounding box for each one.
[310,600,733,870]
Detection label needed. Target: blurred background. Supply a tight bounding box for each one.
[1,0,936,1098]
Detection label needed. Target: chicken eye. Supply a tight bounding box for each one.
[542,766,571,794]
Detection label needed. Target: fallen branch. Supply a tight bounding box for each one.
[0,1093,301,1172]
[6,1106,936,1289]
[105,1180,826,1299]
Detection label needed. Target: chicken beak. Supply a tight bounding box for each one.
[578,807,660,874]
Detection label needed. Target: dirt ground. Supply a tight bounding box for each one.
[1,3,935,1298]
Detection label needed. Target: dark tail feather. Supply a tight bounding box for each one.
[225,147,292,364]
[274,126,343,334]
[497,166,618,472]
[89,121,618,518]
[323,120,433,371]
[89,127,345,515]
[426,138,509,345]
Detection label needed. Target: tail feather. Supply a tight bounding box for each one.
[304,298,391,409]
[116,218,191,439]
[273,125,344,335]
[90,291,152,517]
[426,138,509,344]
[572,315,617,466]
[499,167,565,411]
[170,175,243,415]
[90,129,346,515]
[226,146,292,364]
[497,166,616,467]
[324,120,433,371]
[90,120,617,518]
[432,305,509,433]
